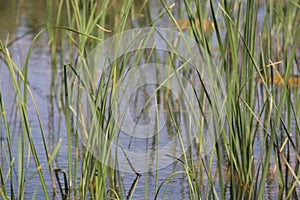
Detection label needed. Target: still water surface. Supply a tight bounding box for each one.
[1,0,296,199]
[0,1,193,199]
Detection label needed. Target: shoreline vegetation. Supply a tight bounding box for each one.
[1,0,300,199]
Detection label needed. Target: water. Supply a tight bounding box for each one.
[0,1,193,199]
[1,1,299,199]
[0,0,68,199]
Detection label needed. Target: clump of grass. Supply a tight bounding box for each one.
[160,0,300,199]
[1,0,300,199]
[0,38,61,199]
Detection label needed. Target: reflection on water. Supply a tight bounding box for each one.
[0,1,193,199]
[0,0,46,40]
[1,1,299,199]
[0,0,17,38]
[0,0,65,199]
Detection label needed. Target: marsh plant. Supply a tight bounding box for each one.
[1,0,300,199]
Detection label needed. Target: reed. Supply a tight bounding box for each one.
[171,0,300,199]
[0,0,300,199]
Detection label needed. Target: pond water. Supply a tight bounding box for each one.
[0,1,196,199]
[1,0,299,200]
[0,0,68,199]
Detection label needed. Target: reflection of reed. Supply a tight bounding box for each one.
[257,74,300,88]
[131,106,209,114]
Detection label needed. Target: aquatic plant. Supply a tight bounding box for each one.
[0,0,300,199]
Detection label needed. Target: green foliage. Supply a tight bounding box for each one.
[0,0,300,199]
